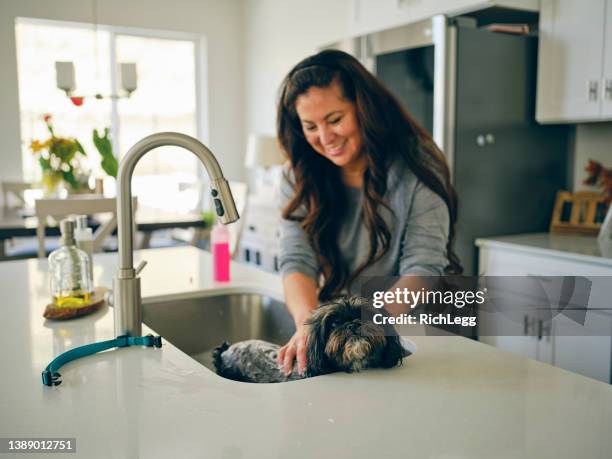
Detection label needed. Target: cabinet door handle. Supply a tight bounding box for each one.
[537,319,552,341]
[588,80,599,101]
[524,315,535,335]
[523,315,537,336]
[605,79,612,100]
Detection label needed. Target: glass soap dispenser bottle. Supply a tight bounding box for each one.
[49,219,93,308]
[74,214,94,285]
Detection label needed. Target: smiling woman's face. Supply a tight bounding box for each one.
[295,80,364,178]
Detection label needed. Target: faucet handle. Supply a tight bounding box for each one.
[135,260,148,275]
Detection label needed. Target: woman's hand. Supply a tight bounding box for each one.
[277,324,309,376]
[279,273,318,376]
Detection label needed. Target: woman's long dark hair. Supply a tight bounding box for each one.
[277,49,461,301]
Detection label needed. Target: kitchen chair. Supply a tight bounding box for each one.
[172,179,208,247]
[178,180,206,213]
[1,181,41,259]
[1,181,38,208]
[35,195,138,258]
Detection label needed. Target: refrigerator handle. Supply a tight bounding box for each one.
[588,80,599,101]
[604,79,612,100]
[432,15,456,180]
[358,35,376,74]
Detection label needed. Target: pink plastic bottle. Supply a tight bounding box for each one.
[211,222,230,282]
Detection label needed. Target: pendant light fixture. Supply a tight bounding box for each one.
[54,0,138,106]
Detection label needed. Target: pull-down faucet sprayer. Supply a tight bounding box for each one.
[113,132,239,337]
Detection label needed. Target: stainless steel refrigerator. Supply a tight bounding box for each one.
[353,16,570,275]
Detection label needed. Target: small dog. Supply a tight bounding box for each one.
[213,297,409,383]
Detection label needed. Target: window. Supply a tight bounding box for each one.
[15,18,203,212]
[16,20,112,181]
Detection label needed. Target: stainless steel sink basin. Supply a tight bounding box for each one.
[142,293,294,370]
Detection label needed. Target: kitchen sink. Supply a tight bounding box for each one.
[142,293,294,370]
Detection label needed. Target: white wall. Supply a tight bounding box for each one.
[0,0,245,181]
[243,0,350,136]
[573,123,612,192]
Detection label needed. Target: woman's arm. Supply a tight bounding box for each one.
[384,275,432,316]
[283,271,318,328]
[398,180,450,276]
[383,180,450,316]
[277,167,320,375]
[277,272,318,376]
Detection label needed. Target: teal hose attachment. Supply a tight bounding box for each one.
[42,334,162,386]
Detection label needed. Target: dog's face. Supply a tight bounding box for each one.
[304,297,407,377]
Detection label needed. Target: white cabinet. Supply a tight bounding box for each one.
[536,0,612,123]
[477,239,612,383]
[349,0,539,37]
[477,249,554,365]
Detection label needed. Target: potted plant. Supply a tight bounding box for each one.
[29,114,90,196]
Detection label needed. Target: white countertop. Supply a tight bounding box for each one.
[476,232,612,267]
[1,246,611,458]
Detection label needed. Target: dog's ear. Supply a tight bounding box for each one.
[212,341,231,373]
[381,335,408,368]
[304,312,332,377]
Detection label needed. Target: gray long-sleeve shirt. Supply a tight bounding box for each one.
[279,159,450,295]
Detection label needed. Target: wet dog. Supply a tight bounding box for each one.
[212,297,408,383]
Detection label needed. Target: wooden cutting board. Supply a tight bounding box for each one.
[43,286,108,321]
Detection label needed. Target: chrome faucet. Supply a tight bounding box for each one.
[113,132,239,337]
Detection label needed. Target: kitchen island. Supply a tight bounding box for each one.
[1,246,611,458]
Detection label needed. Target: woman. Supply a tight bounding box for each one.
[275,49,461,376]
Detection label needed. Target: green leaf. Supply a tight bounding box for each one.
[101,156,118,178]
[62,168,79,189]
[93,127,118,178]
[75,139,87,156]
[201,210,216,227]
[38,156,51,171]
